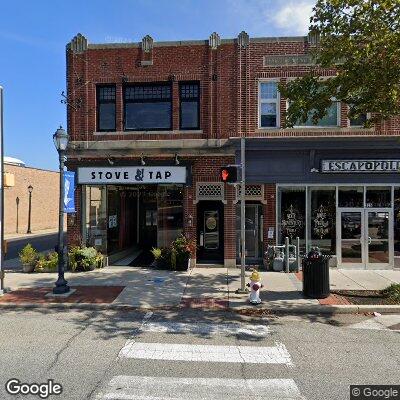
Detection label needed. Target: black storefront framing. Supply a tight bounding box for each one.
[234,137,400,270]
[78,164,190,260]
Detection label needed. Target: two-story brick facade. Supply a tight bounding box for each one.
[66,32,400,270]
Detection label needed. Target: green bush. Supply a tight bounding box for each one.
[151,247,162,260]
[34,252,58,273]
[19,244,37,266]
[68,246,104,272]
[382,283,400,302]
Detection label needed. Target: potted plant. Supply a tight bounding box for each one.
[170,235,196,271]
[19,244,37,273]
[34,251,58,273]
[68,246,103,272]
[150,247,171,269]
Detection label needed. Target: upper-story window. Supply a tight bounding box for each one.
[350,113,367,127]
[180,82,200,130]
[124,83,172,131]
[295,100,340,127]
[259,81,279,128]
[97,85,116,131]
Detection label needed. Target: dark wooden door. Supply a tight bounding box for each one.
[197,201,224,263]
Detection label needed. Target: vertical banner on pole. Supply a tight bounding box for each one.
[0,86,4,295]
[63,171,75,213]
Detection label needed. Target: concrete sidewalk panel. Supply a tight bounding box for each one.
[374,270,400,285]
[337,270,393,290]
[329,270,365,290]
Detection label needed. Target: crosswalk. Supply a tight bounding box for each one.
[95,314,306,400]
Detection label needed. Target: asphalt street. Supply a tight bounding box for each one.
[4,233,58,264]
[0,308,398,400]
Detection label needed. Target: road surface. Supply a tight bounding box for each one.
[0,307,398,399]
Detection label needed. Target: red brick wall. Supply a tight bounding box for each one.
[67,35,400,141]
[66,33,400,264]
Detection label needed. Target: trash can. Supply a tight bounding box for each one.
[302,248,330,299]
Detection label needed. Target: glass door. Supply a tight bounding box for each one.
[236,204,263,262]
[338,210,365,268]
[338,209,393,269]
[366,210,392,269]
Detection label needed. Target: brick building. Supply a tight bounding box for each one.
[66,32,400,269]
[4,157,60,235]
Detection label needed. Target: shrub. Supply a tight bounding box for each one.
[381,283,400,302]
[34,252,58,273]
[19,244,37,266]
[68,246,104,272]
[151,247,162,260]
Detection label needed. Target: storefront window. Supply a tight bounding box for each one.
[366,187,391,208]
[338,186,364,207]
[107,187,121,254]
[157,185,184,248]
[309,187,336,254]
[278,187,306,249]
[84,186,107,253]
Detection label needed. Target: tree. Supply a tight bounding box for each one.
[279,0,400,127]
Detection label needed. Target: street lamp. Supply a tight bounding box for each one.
[52,126,70,294]
[26,185,33,234]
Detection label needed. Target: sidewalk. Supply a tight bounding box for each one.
[4,228,59,241]
[0,265,399,314]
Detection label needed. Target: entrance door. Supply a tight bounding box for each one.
[236,204,263,263]
[338,209,392,269]
[366,210,392,269]
[197,201,224,263]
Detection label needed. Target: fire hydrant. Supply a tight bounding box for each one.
[247,270,263,304]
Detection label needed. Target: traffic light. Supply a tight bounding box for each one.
[220,166,239,183]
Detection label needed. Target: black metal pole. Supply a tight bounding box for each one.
[16,197,19,233]
[27,191,32,234]
[53,151,70,294]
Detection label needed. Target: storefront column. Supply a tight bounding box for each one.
[183,185,197,267]
[263,184,276,265]
[224,184,236,267]
[67,185,82,247]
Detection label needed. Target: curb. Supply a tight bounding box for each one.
[0,302,399,314]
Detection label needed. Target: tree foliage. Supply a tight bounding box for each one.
[279,0,400,127]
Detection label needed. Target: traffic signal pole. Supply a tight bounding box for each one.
[236,137,247,293]
[0,87,4,296]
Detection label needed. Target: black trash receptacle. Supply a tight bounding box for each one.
[302,248,330,299]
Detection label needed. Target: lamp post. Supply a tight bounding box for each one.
[53,126,70,294]
[16,197,20,233]
[26,186,33,234]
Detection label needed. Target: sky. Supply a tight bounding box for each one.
[0,0,314,170]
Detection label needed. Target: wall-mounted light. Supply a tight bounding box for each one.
[140,153,146,166]
[107,156,114,165]
[174,153,180,165]
[310,168,319,173]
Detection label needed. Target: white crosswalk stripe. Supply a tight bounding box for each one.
[96,376,306,400]
[119,341,293,366]
[96,317,306,400]
[140,321,271,336]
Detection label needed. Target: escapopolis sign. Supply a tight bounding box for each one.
[321,160,400,173]
[77,166,187,184]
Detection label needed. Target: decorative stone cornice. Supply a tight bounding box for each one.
[208,32,221,50]
[237,31,249,48]
[141,35,154,52]
[68,33,88,53]
[308,31,320,46]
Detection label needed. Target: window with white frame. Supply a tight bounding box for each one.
[259,81,279,128]
[295,100,340,127]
